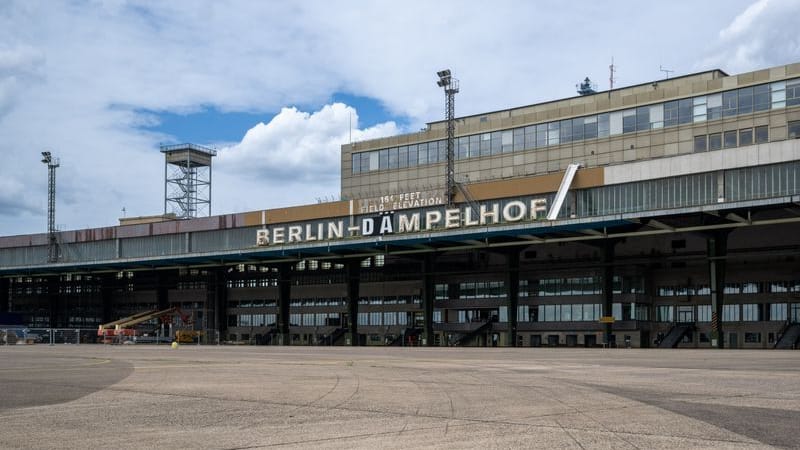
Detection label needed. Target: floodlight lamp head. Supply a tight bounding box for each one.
[437,69,451,78]
[41,151,51,164]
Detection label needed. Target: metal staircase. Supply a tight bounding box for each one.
[774,323,800,349]
[658,323,694,348]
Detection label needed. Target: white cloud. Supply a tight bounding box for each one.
[212,103,399,212]
[699,0,800,73]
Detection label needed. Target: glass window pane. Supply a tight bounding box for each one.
[738,87,753,114]
[352,153,361,174]
[609,111,623,135]
[663,100,678,127]
[739,128,753,146]
[560,119,573,143]
[622,109,636,133]
[707,93,722,120]
[755,125,769,143]
[369,151,379,170]
[513,128,526,151]
[536,124,547,147]
[754,84,770,111]
[693,96,707,123]
[480,133,491,156]
[722,91,738,117]
[547,122,560,145]
[789,120,800,139]
[694,135,707,153]
[678,98,693,124]
[388,147,398,169]
[709,133,722,150]
[584,115,598,138]
[379,149,389,169]
[771,81,786,109]
[408,144,418,166]
[572,117,584,141]
[469,135,480,158]
[723,130,737,148]
[597,113,610,137]
[491,131,502,155]
[398,146,408,167]
[649,104,663,129]
[636,106,650,131]
[456,138,468,160]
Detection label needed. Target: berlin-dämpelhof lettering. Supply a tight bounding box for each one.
[256,198,548,246]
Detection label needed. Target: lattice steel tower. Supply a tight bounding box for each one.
[161,143,216,218]
[437,69,459,205]
[41,151,59,262]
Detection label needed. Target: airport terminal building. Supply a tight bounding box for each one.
[2,62,800,348]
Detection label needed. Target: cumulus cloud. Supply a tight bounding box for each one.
[218,103,399,181]
[698,0,800,73]
[0,45,44,118]
[210,103,399,213]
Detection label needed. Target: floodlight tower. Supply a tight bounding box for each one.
[437,69,459,205]
[41,151,60,262]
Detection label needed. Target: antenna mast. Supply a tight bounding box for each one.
[660,65,674,79]
[609,57,616,90]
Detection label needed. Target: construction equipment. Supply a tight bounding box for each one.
[97,307,177,343]
[175,329,204,344]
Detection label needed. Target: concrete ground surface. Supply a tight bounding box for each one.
[0,346,798,449]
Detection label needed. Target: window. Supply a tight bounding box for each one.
[560,119,573,143]
[609,111,623,135]
[572,117,585,141]
[709,132,722,150]
[722,90,738,117]
[755,125,769,143]
[722,304,740,322]
[771,81,786,109]
[707,93,722,120]
[787,79,800,106]
[536,124,548,147]
[745,332,761,343]
[754,84,770,111]
[597,113,610,138]
[515,128,526,151]
[379,149,388,169]
[388,147,398,169]
[622,109,637,133]
[584,116,598,138]
[636,106,650,131]
[693,96,707,122]
[697,305,712,322]
[723,130,737,148]
[789,120,800,139]
[742,304,760,321]
[656,305,673,322]
[770,303,787,321]
[739,128,753,146]
[678,98,693,124]
[737,87,753,114]
[547,122,560,145]
[694,135,707,152]
[663,100,678,127]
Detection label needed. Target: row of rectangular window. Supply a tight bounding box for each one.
[352,78,800,174]
[656,303,800,322]
[657,280,800,296]
[694,126,768,153]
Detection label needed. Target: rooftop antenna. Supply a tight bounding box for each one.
[576,77,597,95]
[660,65,674,79]
[41,150,60,262]
[609,57,616,90]
[437,69,459,206]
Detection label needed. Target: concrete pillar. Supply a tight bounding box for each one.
[277,263,292,345]
[707,231,728,349]
[0,278,9,314]
[507,250,520,347]
[421,254,435,347]
[603,240,615,346]
[346,260,360,346]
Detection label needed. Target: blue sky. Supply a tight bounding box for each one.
[144,93,406,145]
[0,0,798,235]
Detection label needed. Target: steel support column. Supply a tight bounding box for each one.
[47,276,59,329]
[421,254,436,346]
[0,278,9,314]
[507,250,520,347]
[209,267,228,343]
[277,263,292,345]
[156,272,170,312]
[346,260,360,346]
[100,274,116,324]
[603,240,616,346]
[708,231,728,349]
